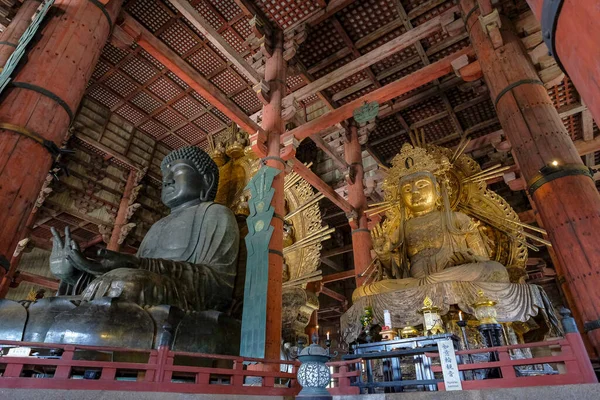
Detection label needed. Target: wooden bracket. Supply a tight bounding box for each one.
[250,130,268,158]
[253,79,271,105]
[281,98,300,122]
[280,133,299,161]
[479,9,503,48]
[357,121,376,145]
[458,60,483,82]
[451,55,482,82]
[283,24,307,61]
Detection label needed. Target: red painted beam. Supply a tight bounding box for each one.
[284,46,474,141]
[322,269,355,284]
[108,170,136,251]
[16,271,59,291]
[289,158,354,214]
[319,285,347,303]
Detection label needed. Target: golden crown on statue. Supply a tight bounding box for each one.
[383,143,451,192]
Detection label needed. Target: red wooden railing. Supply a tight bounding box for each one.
[330,332,597,395]
[428,332,597,391]
[0,340,300,396]
[0,332,595,395]
[328,359,361,395]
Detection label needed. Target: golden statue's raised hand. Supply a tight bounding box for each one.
[371,222,393,261]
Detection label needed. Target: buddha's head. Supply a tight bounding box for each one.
[160,146,219,209]
[399,171,439,216]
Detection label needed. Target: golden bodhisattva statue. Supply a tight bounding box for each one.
[341,142,558,341]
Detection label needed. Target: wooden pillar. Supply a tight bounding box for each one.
[462,0,600,354]
[0,0,42,67]
[107,169,137,251]
[344,122,372,286]
[525,0,600,124]
[0,0,123,265]
[261,31,286,361]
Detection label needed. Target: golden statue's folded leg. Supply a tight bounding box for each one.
[343,281,556,343]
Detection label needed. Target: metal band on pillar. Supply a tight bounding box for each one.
[87,0,113,31]
[584,319,600,333]
[0,122,71,159]
[269,249,284,257]
[541,0,566,73]
[494,79,544,108]
[262,155,286,168]
[10,82,74,122]
[528,164,593,195]
[0,41,17,48]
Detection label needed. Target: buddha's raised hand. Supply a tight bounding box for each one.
[50,227,80,284]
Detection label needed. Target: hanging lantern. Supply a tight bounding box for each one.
[471,290,498,324]
[418,296,445,335]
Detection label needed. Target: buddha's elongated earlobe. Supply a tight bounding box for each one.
[200,173,215,202]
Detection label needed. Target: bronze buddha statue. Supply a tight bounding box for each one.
[50,146,239,313]
[0,147,241,352]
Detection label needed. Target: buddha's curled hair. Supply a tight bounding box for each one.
[161,146,220,201]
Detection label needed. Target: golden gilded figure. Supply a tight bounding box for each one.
[341,138,558,342]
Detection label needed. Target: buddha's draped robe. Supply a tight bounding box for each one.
[81,202,239,312]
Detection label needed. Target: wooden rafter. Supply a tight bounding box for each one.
[322,269,355,284]
[288,158,354,213]
[118,15,265,138]
[284,46,474,141]
[393,0,464,138]
[170,0,261,85]
[282,6,459,107]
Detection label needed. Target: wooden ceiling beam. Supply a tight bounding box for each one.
[378,75,463,118]
[319,285,347,303]
[557,102,587,119]
[170,0,261,85]
[304,0,359,28]
[321,257,344,272]
[283,6,459,106]
[118,15,265,139]
[311,135,350,171]
[464,117,499,136]
[284,46,474,141]
[288,158,354,213]
[393,0,464,138]
[321,244,353,258]
[75,135,143,171]
[322,269,355,284]
[16,271,60,291]
[575,135,600,156]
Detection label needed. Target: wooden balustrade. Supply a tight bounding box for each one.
[328,332,596,395]
[0,340,299,396]
[427,333,597,391]
[0,332,595,396]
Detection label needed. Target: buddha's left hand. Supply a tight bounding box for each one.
[67,245,140,276]
[447,249,486,267]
